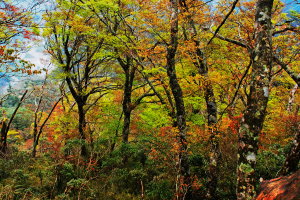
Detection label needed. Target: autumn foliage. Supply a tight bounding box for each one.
[0,0,299,199]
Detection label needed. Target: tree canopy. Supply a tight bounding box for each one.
[0,0,299,199]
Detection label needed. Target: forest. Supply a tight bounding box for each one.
[0,0,299,199]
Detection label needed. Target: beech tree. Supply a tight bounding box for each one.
[166,0,191,198]
[210,0,298,198]
[0,0,298,199]
[236,0,274,199]
[45,1,112,156]
[179,0,221,198]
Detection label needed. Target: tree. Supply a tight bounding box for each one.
[209,0,298,197]
[165,0,191,198]
[45,1,112,156]
[179,0,221,198]
[236,0,274,199]
[77,0,160,148]
[0,0,40,77]
[31,73,62,157]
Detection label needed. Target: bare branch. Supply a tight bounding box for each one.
[273,56,300,86]
[207,0,240,45]
[5,90,28,133]
[273,27,299,36]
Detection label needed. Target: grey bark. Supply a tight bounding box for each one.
[236,0,274,199]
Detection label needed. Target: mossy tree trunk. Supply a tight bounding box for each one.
[236,0,273,199]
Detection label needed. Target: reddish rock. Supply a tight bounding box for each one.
[256,170,300,200]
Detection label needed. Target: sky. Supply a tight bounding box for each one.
[283,0,300,11]
[0,0,51,94]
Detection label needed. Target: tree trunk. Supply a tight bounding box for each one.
[195,40,220,200]
[167,0,191,199]
[195,44,220,200]
[179,1,220,197]
[205,83,219,200]
[287,84,298,112]
[122,67,134,144]
[78,102,88,157]
[0,120,8,154]
[32,106,39,157]
[122,110,131,143]
[236,0,273,199]
[32,140,38,157]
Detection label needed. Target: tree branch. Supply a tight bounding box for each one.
[207,0,240,45]
[213,33,249,49]
[273,27,299,36]
[217,60,252,122]
[133,92,156,109]
[36,97,62,145]
[5,90,28,133]
[273,56,300,85]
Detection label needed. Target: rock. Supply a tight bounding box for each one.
[256,170,300,200]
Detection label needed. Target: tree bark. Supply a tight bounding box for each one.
[194,42,220,200]
[121,64,134,144]
[32,122,38,157]
[78,101,88,157]
[287,84,298,112]
[205,84,219,200]
[194,35,220,200]
[167,0,191,199]
[0,120,8,154]
[236,0,273,199]
[65,76,89,157]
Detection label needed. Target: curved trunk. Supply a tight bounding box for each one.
[32,97,61,158]
[195,45,220,199]
[195,42,220,200]
[167,0,191,199]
